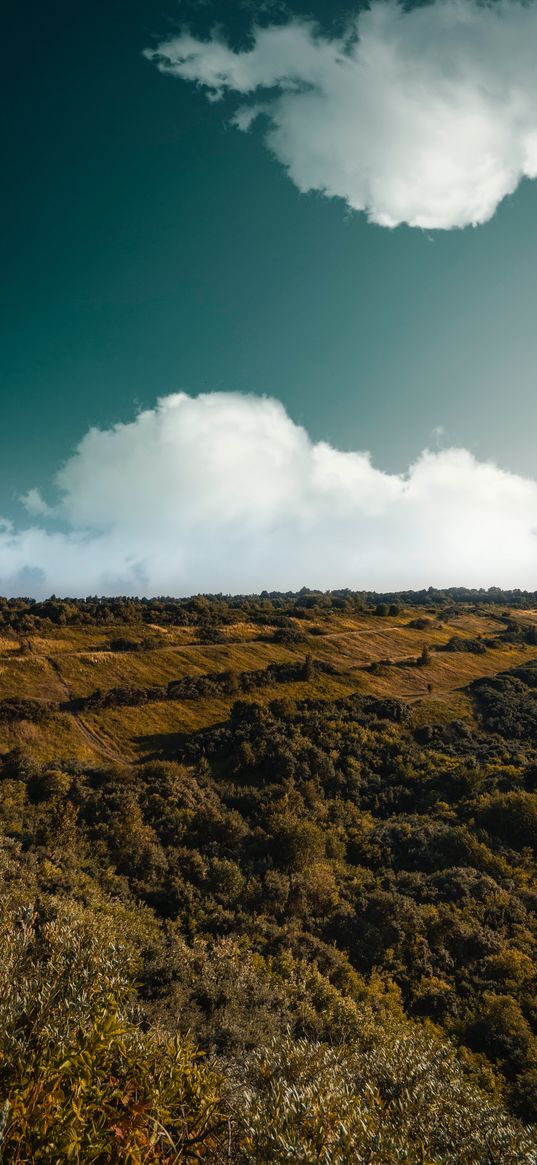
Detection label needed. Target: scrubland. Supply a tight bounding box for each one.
[0,589,536,1162]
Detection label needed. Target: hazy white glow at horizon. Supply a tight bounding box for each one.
[1,391,536,597]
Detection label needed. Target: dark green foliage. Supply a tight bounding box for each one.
[472,668,537,740]
[197,625,226,644]
[272,624,308,644]
[0,698,55,724]
[2,670,536,1122]
[441,635,488,654]
[0,904,230,1162]
[108,636,145,651]
[0,587,537,639]
[1,599,537,1158]
[477,791,537,852]
[66,659,336,714]
[1,904,533,1164]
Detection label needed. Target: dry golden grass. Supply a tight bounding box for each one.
[0,656,67,701]
[0,636,21,655]
[48,640,299,699]
[82,671,361,762]
[0,711,100,765]
[360,641,537,726]
[1,607,534,764]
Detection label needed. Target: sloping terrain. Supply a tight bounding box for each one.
[0,591,536,1161]
[0,601,535,765]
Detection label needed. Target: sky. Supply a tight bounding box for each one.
[3,0,537,596]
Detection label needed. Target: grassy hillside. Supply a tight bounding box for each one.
[0,590,536,1161]
[1,599,536,765]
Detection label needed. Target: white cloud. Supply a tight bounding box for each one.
[145,1,537,229]
[21,488,54,518]
[1,391,537,597]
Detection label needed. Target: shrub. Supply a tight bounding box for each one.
[0,903,230,1163]
[0,698,55,724]
[236,1031,536,1164]
[477,791,537,853]
[272,626,307,645]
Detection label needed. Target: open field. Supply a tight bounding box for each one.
[1,603,536,764]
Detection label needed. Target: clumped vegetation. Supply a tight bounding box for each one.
[0,904,230,1162]
[65,659,337,714]
[2,584,537,637]
[0,591,537,1161]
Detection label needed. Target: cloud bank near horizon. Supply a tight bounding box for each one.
[146,0,537,229]
[1,391,536,598]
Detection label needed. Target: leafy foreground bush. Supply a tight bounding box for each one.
[237,1035,536,1165]
[0,904,230,1163]
[0,903,536,1164]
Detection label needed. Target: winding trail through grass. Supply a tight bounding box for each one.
[46,655,127,764]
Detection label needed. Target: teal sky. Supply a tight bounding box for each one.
[3,0,537,525]
[3,0,537,597]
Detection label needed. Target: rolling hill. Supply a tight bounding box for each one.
[0,590,536,1162]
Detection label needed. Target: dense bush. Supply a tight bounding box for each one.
[237,1033,535,1164]
[0,903,230,1163]
[0,903,534,1164]
[0,698,55,724]
[66,660,337,714]
[1,601,537,1158]
[1,671,537,1122]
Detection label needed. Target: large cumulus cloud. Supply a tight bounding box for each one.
[1,391,536,597]
[146,1,537,229]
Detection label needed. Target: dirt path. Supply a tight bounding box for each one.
[46,656,128,764]
[75,715,129,765]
